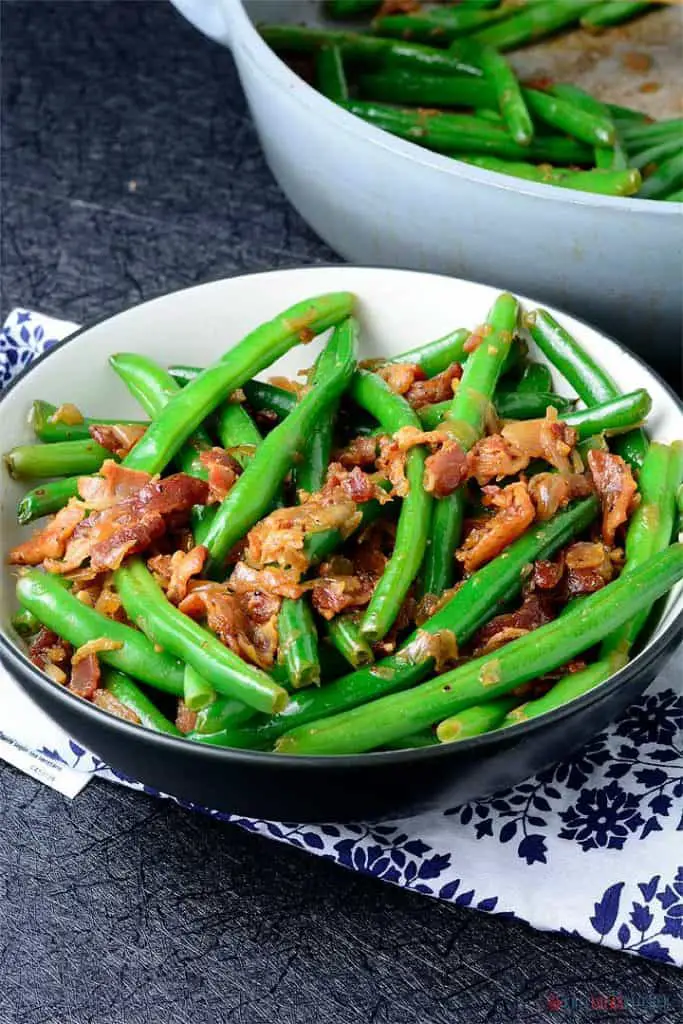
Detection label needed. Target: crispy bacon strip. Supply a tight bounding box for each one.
[180,583,279,669]
[176,701,197,735]
[226,562,303,600]
[89,423,147,459]
[457,481,535,573]
[78,461,152,511]
[587,449,638,545]
[199,448,242,503]
[466,435,528,486]
[424,441,468,497]
[404,362,462,410]
[377,362,424,395]
[473,593,554,655]
[528,471,593,522]
[8,501,85,566]
[149,545,208,604]
[338,435,379,470]
[501,408,577,475]
[68,653,101,700]
[28,628,72,681]
[93,689,140,723]
[564,541,616,596]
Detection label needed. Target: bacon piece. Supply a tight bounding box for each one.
[48,473,209,574]
[405,362,462,410]
[501,408,577,475]
[473,594,554,655]
[180,583,279,669]
[338,435,379,470]
[8,501,85,566]
[72,637,123,665]
[225,562,303,601]
[198,447,242,503]
[78,460,152,511]
[463,323,493,354]
[176,701,197,735]
[268,375,305,397]
[50,403,84,426]
[532,558,565,591]
[376,436,409,497]
[311,555,377,620]
[564,541,615,596]
[528,471,593,521]
[28,628,72,681]
[403,628,459,672]
[587,449,638,545]
[68,653,101,700]
[149,545,208,604]
[457,481,535,573]
[377,362,425,395]
[93,579,126,621]
[378,0,420,15]
[93,689,140,724]
[466,435,528,486]
[424,441,468,497]
[89,423,147,459]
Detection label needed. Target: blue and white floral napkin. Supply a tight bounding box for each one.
[1,308,682,967]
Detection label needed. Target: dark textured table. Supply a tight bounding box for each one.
[1,4,681,1022]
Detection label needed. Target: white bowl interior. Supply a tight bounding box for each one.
[1,267,681,681]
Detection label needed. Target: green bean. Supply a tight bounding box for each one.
[120,292,354,477]
[16,569,185,695]
[638,151,683,200]
[29,401,146,444]
[422,293,518,595]
[207,496,598,751]
[340,100,593,165]
[664,188,683,202]
[349,369,432,642]
[261,24,484,78]
[437,697,519,743]
[620,118,683,147]
[183,664,217,712]
[326,614,374,668]
[468,0,599,51]
[581,2,654,31]
[502,654,624,726]
[516,362,553,394]
[381,730,438,751]
[326,0,379,18]
[10,608,40,638]
[214,401,262,463]
[550,83,627,170]
[114,558,288,714]
[607,103,649,124]
[563,390,651,439]
[476,43,534,146]
[201,316,358,576]
[276,543,683,754]
[102,668,182,736]
[358,70,494,110]
[386,327,471,377]
[317,45,349,103]
[677,484,683,537]
[193,696,258,735]
[302,488,389,566]
[418,391,566,430]
[17,477,82,524]
[458,155,640,194]
[629,137,683,171]
[523,88,615,147]
[5,440,113,480]
[372,5,515,44]
[278,597,321,689]
[526,308,648,468]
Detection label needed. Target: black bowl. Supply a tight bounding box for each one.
[1,268,681,822]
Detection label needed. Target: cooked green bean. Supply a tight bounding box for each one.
[664,187,683,203]
[581,2,654,31]
[524,86,615,147]
[326,0,379,18]
[114,558,288,714]
[183,664,217,712]
[515,363,553,395]
[476,43,534,146]
[278,597,321,689]
[317,45,349,103]
[29,400,146,444]
[326,614,374,668]
[201,316,358,576]
[214,401,262,463]
[276,543,683,754]
[550,82,627,170]
[526,308,649,468]
[102,668,182,736]
[16,569,185,695]
[437,697,519,743]
[17,477,82,524]
[340,100,593,165]
[502,655,625,726]
[638,151,683,200]
[630,137,683,171]
[381,730,439,751]
[456,155,641,194]
[5,439,113,480]
[422,292,518,595]
[468,0,599,51]
[120,292,354,477]
[372,5,515,44]
[193,696,258,735]
[10,608,40,638]
[349,369,432,642]
[358,69,494,109]
[620,117,683,148]
[203,496,598,750]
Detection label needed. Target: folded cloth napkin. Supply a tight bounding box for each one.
[1,308,682,967]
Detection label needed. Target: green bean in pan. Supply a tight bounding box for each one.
[422,292,518,596]
[276,544,683,755]
[16,569,185,695]
[114,558,288,714]
[119,292,354,477]
[474,43,533,147]
[260,25,484,79]
[325,614,374,668]
[549,83,627,171]
[358,70,494,110]
[17,477,82,524]
[326,0,379,18]
[30,401,146,444]
[278,597,321,689]
[10,608,40,638]
[664,188,683,203]
[437,697,519,744]
[339,101,594,165]
[372,4,515,43]
[349,370,432,643]
[214,401,262,463]
[630,137,683,171]
[418,391,568,430]
[203,496,598,751]
[102,668,182,736]
[316,45,349,103]
[502,654,625,726]
[580,1,655,31]
[5,439,113,480]
[638,152,683,201]
[514,362,553,395]
[467,0,599,51]
[201,317,358,576]
[461,157,640,195]
[526,308,649,468]
[522,88,615,148]
[183,664,217,712]
[193,696,259,735]
[619,118,683,148]
[381,730,438,751]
